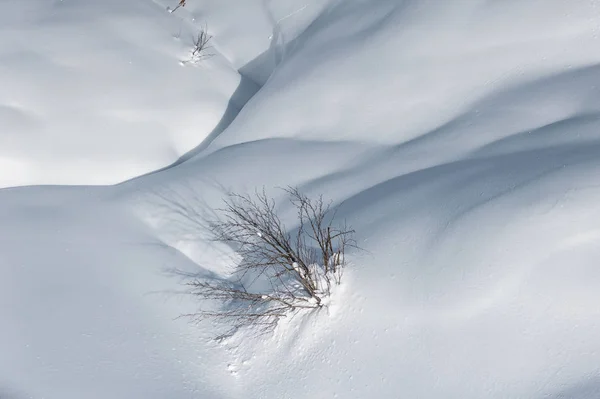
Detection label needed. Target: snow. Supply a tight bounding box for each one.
[3,0,600,398]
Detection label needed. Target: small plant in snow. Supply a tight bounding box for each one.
[184,187,356,338]
[182,27,213,65]
[168,0,186,13]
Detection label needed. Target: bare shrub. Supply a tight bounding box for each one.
[180,26,213,65]
[184,187,356,337]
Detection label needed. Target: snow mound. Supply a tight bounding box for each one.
[3,0,600,398]
[0,0,249,187]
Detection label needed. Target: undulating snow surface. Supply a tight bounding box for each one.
[3,0,600,398]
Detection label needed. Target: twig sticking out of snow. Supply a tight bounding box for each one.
[173,186,357,338]
[169,0,186,13]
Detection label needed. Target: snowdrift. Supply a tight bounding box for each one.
[2,0,600,398]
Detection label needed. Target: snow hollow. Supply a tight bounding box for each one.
[2,0,600,398]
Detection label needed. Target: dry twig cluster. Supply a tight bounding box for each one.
[189,28,213,62]
[185,187,355,337]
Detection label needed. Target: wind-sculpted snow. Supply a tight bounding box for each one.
[2,0,600,398]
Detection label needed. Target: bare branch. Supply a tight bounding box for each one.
[167,186,357,337]
[181,25,214,65]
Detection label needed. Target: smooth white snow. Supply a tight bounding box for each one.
[2,0,600,398]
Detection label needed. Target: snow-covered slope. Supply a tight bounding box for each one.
[0,0,270,187]
[3,0,600,398]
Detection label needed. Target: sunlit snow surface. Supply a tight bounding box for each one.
[2,0,600,398]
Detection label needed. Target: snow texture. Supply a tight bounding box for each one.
[2,0,600,398]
